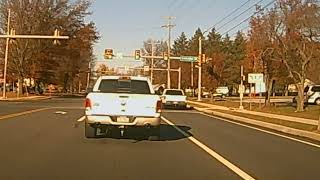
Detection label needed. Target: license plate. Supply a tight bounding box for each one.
[173,101,178,104]
[117,116,129,123]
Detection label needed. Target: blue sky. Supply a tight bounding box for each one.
[87,0,275,61]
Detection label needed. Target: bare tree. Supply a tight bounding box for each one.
[0,0,99,95]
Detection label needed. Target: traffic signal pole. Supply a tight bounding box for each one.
[197,37,202,101]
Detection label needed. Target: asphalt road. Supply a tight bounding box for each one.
[0,97,319,180]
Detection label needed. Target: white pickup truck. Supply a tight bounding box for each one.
[85,76,162,139]
[161,89,187,109]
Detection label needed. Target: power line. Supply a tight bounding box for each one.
[230,25,250,37]
[175,0,201,24]
[168,0,189,15]
[204,0,253,33]
[221,0,276,36]
[177,0,220,28]
[216,0,265,32]
[168,0,180,10]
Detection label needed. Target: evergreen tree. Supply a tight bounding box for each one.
[204,28,222,57]
[220,32,246,86]
[188,28,204,55]
[172,32,189,56]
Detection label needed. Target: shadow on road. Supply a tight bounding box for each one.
[92,124,193,142]
[162,106,194,110]
[54,94,86,98]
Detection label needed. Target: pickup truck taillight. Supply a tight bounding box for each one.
[156,100,162,113]
[85,98,92,109]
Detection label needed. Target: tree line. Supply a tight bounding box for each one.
[0,0,99,95]
[145,0,320,111]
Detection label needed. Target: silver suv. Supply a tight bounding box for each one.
[213,86,229,98]
[306,85,320,105]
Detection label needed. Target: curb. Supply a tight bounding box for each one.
[193,107,320,142]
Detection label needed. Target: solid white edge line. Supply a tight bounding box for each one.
[161,116,255,180]
[77,116,86,122]
[200,112,320,148]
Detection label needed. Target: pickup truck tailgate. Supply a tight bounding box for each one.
[87,93,159,117]
[164,95,186,102]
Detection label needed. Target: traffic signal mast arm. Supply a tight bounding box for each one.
[0,34,69,39]
[0,29,69,40]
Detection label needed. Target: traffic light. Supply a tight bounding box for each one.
[198,54,206,64]
[53,29,60,45]
[104,49,113,59]
[163,52,168,60]
[202,54,206,63]
[9,28,16,43]
[135,50,141,60]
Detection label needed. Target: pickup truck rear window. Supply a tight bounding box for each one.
[165,90,183,95]
[98,79,151,94]
[311,86,320,92]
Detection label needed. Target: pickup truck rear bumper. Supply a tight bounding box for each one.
[163,101,186,107]
[86,115,161,126]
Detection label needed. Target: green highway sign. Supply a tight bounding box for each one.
[180,56,198,62]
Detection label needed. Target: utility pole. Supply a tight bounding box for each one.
[162,16,175,89]
[151,40,154,84]
[197,37,202,101]
[2,9,10,98]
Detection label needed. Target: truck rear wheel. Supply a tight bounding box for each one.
[108,127,121,138]
[85,122,96,138]
[148,126,160,141]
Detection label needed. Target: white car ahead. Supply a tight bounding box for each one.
[162,89,187,109]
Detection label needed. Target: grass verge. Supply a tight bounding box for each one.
[211,109,318,132]
[195,99,320,120]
